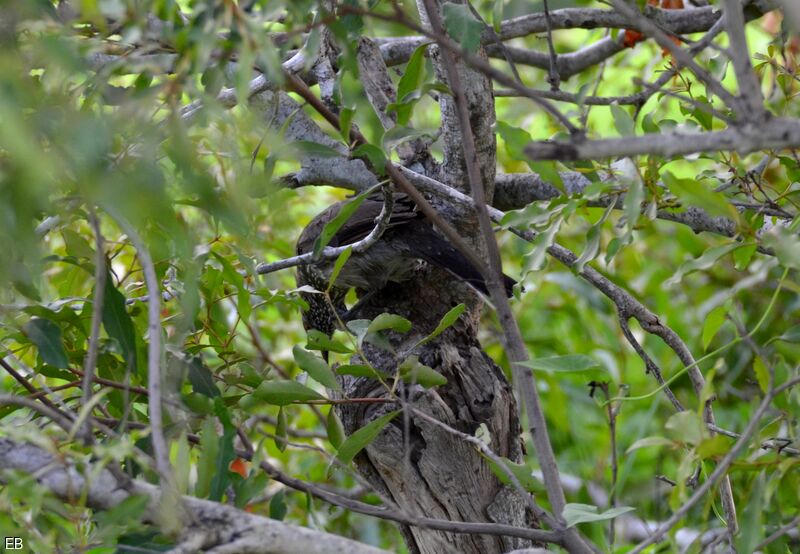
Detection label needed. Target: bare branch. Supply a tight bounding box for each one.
[0,438,390,554]
[103,208,176,501]
[525,118,800,161]
[81,207,106,445]
[722,0,766,117]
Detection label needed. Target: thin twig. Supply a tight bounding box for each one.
[721,0,766,118]
[754,515,800,551]
[81,207,107,445]
[541,0,561,90]
[103,207,177,498]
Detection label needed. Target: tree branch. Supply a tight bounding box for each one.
[0,438,390,554]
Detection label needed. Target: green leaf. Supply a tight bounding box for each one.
[485,457,545,494]
[327,247,352,292]
[24,317,69,368]
[753,356,769,394]
[210,398,237,501]
[327,410,345,449]
[269,489,288,521]
[292,345,341,390]
[575,203,614,272]
[702,304,729,351]
[666,242,743,287]
[492,0,503,33]
[233,471,269,510]
[664,242,742,287]
[521,355,602,373]
[313,191,370,256]
[346,318,371,348]
[61,229,95,260]
[762,226,800,269]
[626,436,676,453]
[563,503,635,527]
[397,43,428,103]
[367,313,412,334]
[642,113,660,134]
[212,252,251,321]
[769,324,800,344]
[275,407,288,452]
[610,105,635,137]
[496,120,532,160]
[525,215,563,271]
[335,364,388,379]
[733,243,757,270]
[696,434,734,459]
[187,357,220,398]
[195,418,219,498]
[351,143,387,172]
[336,410,400,465]
[291,140,343,159]
[102,274,138,376]
[306,329,353,354]
[253,380,325,406]
[736,471,765,553]
[662,171,739,220]
[442,3,484,53]
[338,107,355,142]
[665,410,707,446]
[388,82,451,125]
[418,304,465,346]
[527,161,564,192]
[399,355,448,388]
[181,392,214,415]
[619,158,644,237]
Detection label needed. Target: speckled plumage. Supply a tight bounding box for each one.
[295,193,515,337]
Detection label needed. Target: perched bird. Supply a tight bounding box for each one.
[295,193,516,337]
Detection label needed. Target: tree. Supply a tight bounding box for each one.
[0,0,798,553]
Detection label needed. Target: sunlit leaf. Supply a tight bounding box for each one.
[292,345,341,390]
[442,3,484,53]
[562,503,635,527]
[253,380,326,406]
[23,317,69,368]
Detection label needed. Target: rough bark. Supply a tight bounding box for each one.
[0,438,389,554]
[337,274,535,554]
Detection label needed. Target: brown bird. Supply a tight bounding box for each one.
[295,193,516,338]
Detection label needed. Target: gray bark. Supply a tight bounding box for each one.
[0,438,389,554]
[337,278,535,554]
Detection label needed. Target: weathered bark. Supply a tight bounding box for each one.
[337,273,535,554]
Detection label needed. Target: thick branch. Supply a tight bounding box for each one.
[525,118,800,161]
[0,438,389,554]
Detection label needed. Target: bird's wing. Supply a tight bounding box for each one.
[333,193,418,245]
[297,193,419,254]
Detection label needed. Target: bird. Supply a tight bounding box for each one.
[295,192,516,338]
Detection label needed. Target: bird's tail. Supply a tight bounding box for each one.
[406,225,516,297]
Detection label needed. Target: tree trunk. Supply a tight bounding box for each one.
[337,2,535,547]
[337,274,536,554]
